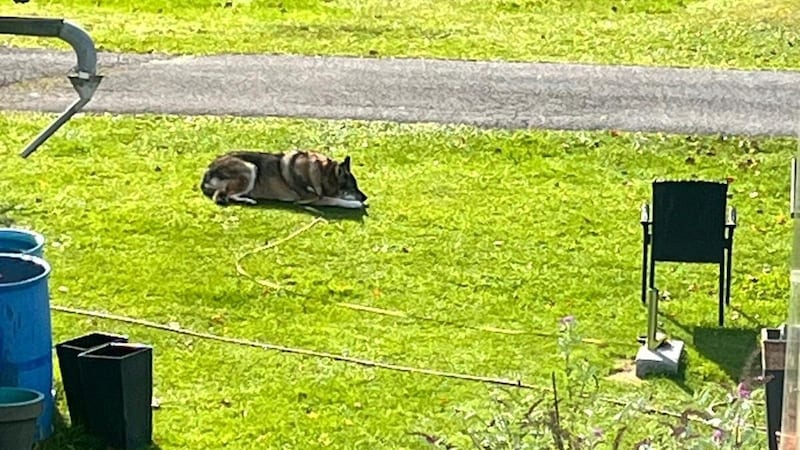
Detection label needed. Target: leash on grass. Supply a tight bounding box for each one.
[49,303,534,389]
[231,215,624,347]
[234,214,328,291]
[49,304,762,432]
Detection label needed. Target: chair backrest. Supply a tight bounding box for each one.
[651,180,728,263]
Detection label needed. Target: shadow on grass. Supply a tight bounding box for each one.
[38,406,161,450]
[219,199,369,223]
[662,312,761,384]
[692,326,761,382]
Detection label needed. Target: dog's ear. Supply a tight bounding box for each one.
[341,156,352,173]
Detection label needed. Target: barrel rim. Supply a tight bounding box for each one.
[0,227,46,255]
[0,252,52,288]
[0,387,45,408]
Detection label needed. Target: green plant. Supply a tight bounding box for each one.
[420,317,768,449]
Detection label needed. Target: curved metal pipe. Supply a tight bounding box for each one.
[0,17,98,76]
[58,20,98,77]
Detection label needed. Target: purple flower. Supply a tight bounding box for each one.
[737,382,752,399]
[592,428,603,438]
[712,429,724,444]
[560,315,576,326]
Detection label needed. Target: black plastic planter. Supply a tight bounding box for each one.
[0,387,44,450]
[55,332,128,427]
[78,342,153,450]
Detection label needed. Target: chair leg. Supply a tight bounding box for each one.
[641,242,649,305]
[725,247,733,306]
[718,261,725,327]
[648,255,656,292]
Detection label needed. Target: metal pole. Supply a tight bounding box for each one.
[791,157,799,219]
[0,17,102,157]
[647,288,659,351]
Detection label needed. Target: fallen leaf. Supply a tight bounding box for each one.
[58,286,69,293]
[210,313,225,324]
[318,433,332,446]
[749,191,759,198]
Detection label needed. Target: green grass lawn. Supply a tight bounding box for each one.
[3,0,799,69]
[0,112,795,448]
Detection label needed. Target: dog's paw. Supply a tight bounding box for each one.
[235,197,258,205]
[228,194,257,205]
[344,200,366,209]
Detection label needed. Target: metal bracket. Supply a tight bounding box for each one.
[0,17,103,158]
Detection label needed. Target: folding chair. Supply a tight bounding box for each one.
[640,180,737,326]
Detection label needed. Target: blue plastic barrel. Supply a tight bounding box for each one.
[0,253,54,441]
[0,228,45,258]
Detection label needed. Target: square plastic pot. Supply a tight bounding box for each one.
[55,332,128,428]
[78,342,153,450]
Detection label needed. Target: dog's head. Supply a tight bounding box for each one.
[334,156,368,203]
[200,169,217,198]
[200,155,243,200]
[200,165,226,198]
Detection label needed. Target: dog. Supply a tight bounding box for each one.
[200,150,368,209]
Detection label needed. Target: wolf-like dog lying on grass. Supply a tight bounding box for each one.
[200,150,368,209]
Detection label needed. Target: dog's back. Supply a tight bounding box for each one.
[279,150,338,198]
